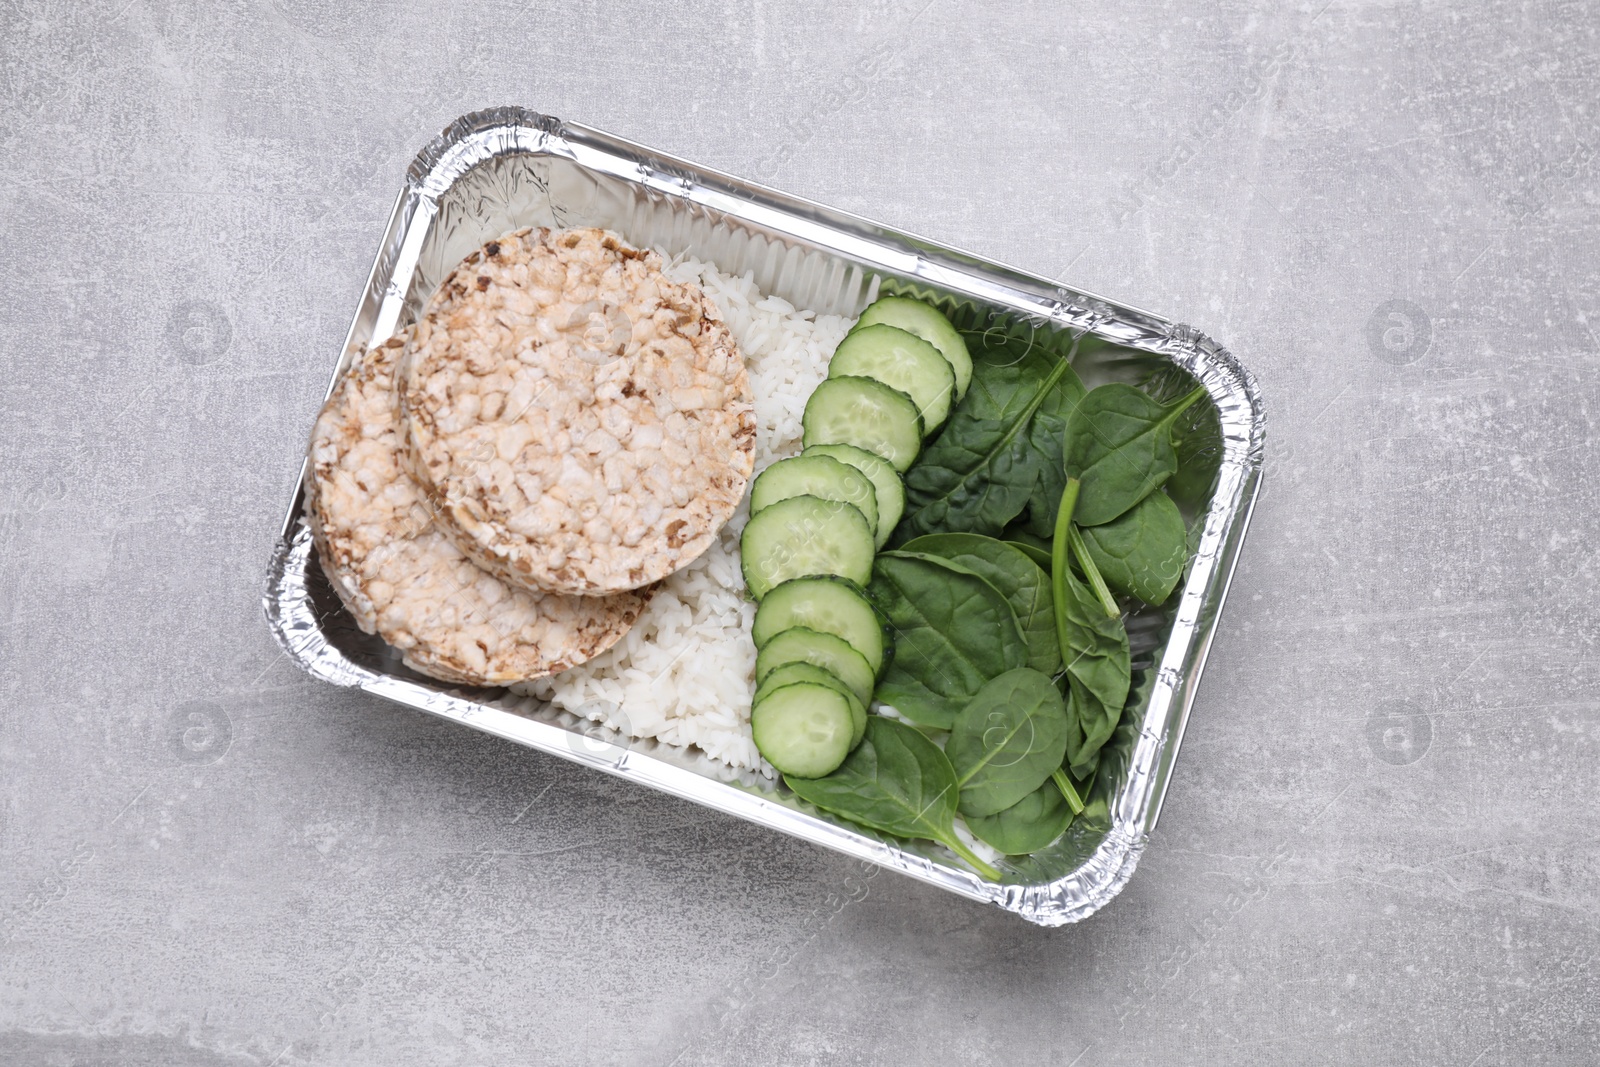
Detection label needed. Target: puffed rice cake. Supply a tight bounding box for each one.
[399,227,756,597]
[306,330,651,685]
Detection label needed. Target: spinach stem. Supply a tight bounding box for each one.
[944,834,1003,881]
[1051,478,1081,669]
[1069,525,1121,617]
[1052,768,1085,814]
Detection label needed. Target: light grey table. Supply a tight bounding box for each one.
[3,2,1596,1064]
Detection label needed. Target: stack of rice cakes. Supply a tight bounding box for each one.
[305,227,757,686]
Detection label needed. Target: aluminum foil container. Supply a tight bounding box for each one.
[263,106,1265,926]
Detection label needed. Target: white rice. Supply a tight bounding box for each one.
[518,255,853,770]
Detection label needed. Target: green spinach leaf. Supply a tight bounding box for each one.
[1078,490,1188,606]
[1065,674,1123,779]
[1143,365,1223,515]
[1001,524,1054,571]
[1057,554,1130,717]
[1053,488,1129,699]
[897,344,1084,541]
[1003,524,1051,551]
[868,553,1028,729]
[785,716,1001,880]
[1067,753,1100,801]
[1063,383,1208,526]
[946,667,1070,817]
[1051,480,1131,777]
[1020,336,1093,536]
[900,534,1060,674]
[1007,540,1053,572]
[967,778,1075,855]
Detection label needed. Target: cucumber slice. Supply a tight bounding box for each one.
[739,494,875,600]
[754,626,876,706]
[753,662,867,749]
[853,295,973,400]
[803,444,905,549]
[801,376,924,472]
[749,455,879,542]
[828,324,956,433]
[751,682,855,777]
[752,576,887,677]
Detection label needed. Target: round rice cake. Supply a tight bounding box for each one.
[305,330,651,686]
[399,226,757,597]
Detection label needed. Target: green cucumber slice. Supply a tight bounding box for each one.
[739,494,875,600]
[752,576,888,676]
[852,295,973,400]
[753,662,867,749]
[827,324,956,433]
[802,443,905,549]
[749,454,879,542]
[801,376,924,472]
[751,683,854,777]
[753,627,875,706]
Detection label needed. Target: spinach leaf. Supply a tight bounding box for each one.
[1020,338,1091,536]
[1066,674,1122,779]
[1078,490,1188,606]
[1063,383,1208,526]
[1143,365,1223,515]
[1007,540,1053,572]
[786,716,1001,880]
[967,778,1075,855]
[1168,413,1223,515]
[1056,483,1132,726]
[899,534,1059,674]
[1003,524,1051,551]
[868,553,1028,729]
[1067,752,1101,801]
[1051,480,1131,777]
[946,667,1070,817]
[1001,524,1054,571]
[1057,552,1130,717]
[897,344,1084,541]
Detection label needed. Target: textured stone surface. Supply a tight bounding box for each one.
[2,1,1597,1064]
